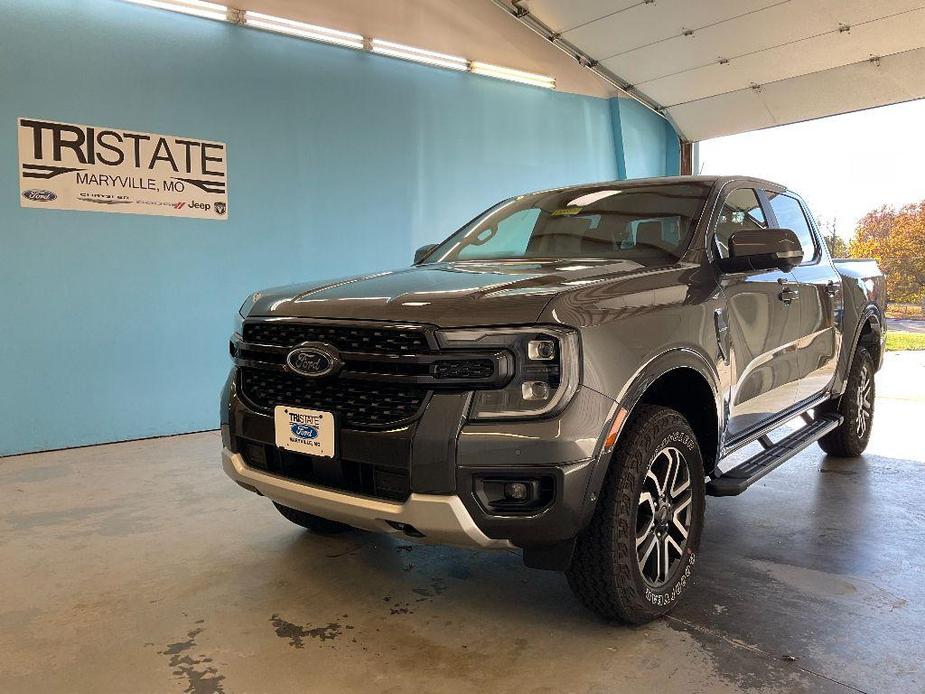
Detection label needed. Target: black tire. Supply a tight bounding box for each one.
[817,347,875,457]
[273,502,352,534]
[566,405,705,624]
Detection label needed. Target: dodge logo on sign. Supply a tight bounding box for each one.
[17,117,228,220]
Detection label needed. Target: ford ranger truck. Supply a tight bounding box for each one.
[221,176,885,623]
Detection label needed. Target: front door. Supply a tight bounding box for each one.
[765,191,842,401]
[713,186,807,440]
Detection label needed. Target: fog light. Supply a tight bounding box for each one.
[527,339,556,360]
[521,381,551,401]
[504,482,529,501]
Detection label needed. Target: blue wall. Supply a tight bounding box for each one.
[0,0,677,455]
[610,98,680,179]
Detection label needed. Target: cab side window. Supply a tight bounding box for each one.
[767,192,817,264]
[714,188,767,259]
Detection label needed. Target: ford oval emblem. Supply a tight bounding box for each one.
[22,189,57,202]
[290,423,319,440]
[286,342,341,378]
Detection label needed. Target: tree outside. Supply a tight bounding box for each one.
[817,216,850,258]
[848,203,925,309]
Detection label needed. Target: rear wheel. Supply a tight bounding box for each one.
[818,347,875,457]
[566,405,705,624]
[273,502,352,534]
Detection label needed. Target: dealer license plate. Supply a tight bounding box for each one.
[274,406,336,458]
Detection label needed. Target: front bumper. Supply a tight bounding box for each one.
[222,369,618,548]
[222,447,511,548]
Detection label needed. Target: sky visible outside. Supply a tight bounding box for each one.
[697,98,925,242]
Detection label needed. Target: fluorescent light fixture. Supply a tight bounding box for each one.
[470,62,555,89]
[244,11,365,49]
[121,0,229,22]
[371,39,468,71]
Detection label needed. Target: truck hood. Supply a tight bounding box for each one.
[248,259,653,327]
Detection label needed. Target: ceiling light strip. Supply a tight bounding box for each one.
[371,39,468,71]
[118,1,559,92]
[122,0,229,21]
[244,11,365,49]
[470,62,555,89]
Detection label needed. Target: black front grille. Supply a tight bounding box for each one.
[434,359,495,380]
[243,322,429,354]
[240,368,428,427]
[239,438,410,502]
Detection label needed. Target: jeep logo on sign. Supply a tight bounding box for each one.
[22,189,57,202]
[286,343,342,378]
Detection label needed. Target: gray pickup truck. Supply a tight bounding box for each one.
[221,175,885,623]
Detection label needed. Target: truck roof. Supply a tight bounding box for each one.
[527,175,788,197]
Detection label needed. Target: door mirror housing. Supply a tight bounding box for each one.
[414,243,439,264]
[719,228,803,273]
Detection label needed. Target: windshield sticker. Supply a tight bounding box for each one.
[551,206,582,216]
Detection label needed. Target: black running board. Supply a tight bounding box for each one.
[707,414,843,497]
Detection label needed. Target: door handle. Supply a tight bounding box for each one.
[778,287,799,305]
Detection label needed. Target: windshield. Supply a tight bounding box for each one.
[426,182,711,266]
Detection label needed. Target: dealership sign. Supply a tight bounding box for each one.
[17,117,228,220]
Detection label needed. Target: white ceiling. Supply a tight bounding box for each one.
[518,0,925,140]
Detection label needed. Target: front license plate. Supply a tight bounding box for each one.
[274,406,336,458]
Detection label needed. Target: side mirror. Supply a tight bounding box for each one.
[414,243,438,264]
[719,228,803,273]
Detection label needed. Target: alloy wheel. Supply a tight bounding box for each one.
[636,446,693,587]
[856,363,873,438]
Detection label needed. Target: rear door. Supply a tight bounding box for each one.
[713,186,805,439]
[765,191,842,400]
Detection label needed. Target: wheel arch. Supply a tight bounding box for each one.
[843,305,884,384]
[581,349,723,528]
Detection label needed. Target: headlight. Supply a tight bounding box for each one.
[437,326,580,419]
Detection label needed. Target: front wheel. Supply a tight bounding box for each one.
[566,405,705,624]
[817,346,875,457]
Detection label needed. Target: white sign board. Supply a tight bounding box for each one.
[18,117,228,220]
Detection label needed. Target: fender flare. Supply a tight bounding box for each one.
[842,304,884,384]
[579,347,723,527]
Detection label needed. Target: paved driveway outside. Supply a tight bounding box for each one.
[887,318,925,333]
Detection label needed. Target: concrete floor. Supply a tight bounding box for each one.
[2,354,924,694]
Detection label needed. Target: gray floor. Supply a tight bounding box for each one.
[2,354,924,694]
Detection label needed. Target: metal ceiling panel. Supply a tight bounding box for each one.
[667,46,925,141]
[563,0,782,66]
[511,0,925,139]
[603,1,925,89]
[520,0,640,37]
[642,8,925,106]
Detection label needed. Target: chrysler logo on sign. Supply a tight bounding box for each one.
[286,343,342,378]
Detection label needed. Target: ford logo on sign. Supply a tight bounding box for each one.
[290,423,319,440]
[22,189,57,202]
[286,342,342,378]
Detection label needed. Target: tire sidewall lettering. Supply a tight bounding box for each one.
[644,551,696,607]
